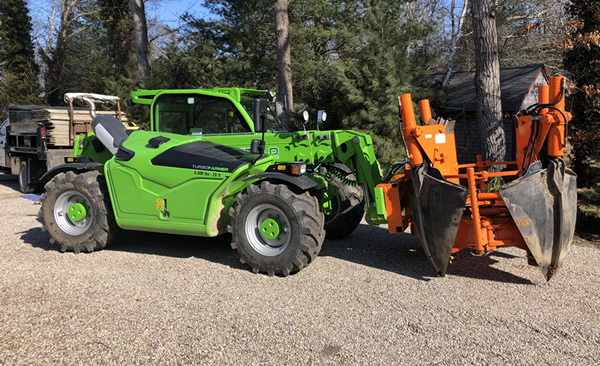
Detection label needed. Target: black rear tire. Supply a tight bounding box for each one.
[228,181,325,276]
[18,160,35,193]
[39,170,119,253]
[322,168,365,239]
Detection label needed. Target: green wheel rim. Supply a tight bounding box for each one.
[261,218,282,239]
[68,203,87,222]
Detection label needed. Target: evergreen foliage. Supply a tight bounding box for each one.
[333,1,436,164]
[146,35,222,90]
[563,0,600,187]
[183,0,278,89]
[98,0,135,74]
[46,1,106,104]
[288,0,361,131]
[0,0,41,119]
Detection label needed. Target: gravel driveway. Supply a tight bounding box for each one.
[0,173,598,365]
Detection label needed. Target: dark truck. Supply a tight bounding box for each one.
[0,93,129,192]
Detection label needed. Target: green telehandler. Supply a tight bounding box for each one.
[80,88,386,239]
[38,93,388,276]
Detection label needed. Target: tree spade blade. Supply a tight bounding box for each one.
[409,165,468,276]
[500,160,577,281]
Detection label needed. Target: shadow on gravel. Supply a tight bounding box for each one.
[322,224,533,284]
[20,216,532,284]
[19,226,246,271]
[20,227,56,251]
[320,224,435,281]
[446,251,533,284]
[110,230,245,271]
[0,174,19,191]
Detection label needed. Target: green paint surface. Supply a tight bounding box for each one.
[68,203,87,222]
[261,218,282,239]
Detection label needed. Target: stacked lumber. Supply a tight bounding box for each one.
[30,108,127,147]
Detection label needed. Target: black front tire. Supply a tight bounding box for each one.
[39,170,119,253]
[322,168,365,239]
[228,181,325,276]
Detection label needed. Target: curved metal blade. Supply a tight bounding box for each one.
[500,159,577,281]
[409,165,468,276]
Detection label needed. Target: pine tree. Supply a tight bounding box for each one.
[98,0,136,74]
[563,0,600,186]
[146,35,223,89]
[333,0,437,165]
[184,0,278,89]
[0,0,41,118]
[289,0,362,131]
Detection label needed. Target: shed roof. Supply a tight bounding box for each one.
[439,64,547,113]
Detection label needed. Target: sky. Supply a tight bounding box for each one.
[25,0,213,51]
[26,0,212,32]
[144,0,212,27]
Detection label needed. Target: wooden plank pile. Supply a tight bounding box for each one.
[30,108,127,146]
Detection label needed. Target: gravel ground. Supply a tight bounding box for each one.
[0,173,599,365]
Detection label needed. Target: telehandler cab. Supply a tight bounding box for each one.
[38,77,576,280]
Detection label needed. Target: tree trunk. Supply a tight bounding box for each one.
[471,0,505,163]
[129,0,151,79]
[275,0,292,129]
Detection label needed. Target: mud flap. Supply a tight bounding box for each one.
[500,159,577,281]
[408,164,469,276]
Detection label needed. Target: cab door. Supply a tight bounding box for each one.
[0,120,8,168]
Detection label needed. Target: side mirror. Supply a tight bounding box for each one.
[253,98,268,133]
[299,109,309,124]
[298,109,310,135]
[316,110,327,131]
[317,110,327,123]
[250,139,265,155]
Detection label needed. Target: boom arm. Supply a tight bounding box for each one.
[327,131,387,224]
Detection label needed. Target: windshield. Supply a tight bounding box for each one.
[239,95,283,132]
[154,94,250,135]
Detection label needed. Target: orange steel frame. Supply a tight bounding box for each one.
[379,76,571,256]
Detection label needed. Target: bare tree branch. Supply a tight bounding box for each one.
[442,0,469,89]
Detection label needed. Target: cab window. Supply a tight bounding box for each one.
[154,94,250,135]
[239,96,283,131]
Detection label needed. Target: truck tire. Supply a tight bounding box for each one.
[39,170,119,253]
[228,181,325,276]
[18,160,36,193]
[322,168,365,239]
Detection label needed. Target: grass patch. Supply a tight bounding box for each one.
[484,177,504,192]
